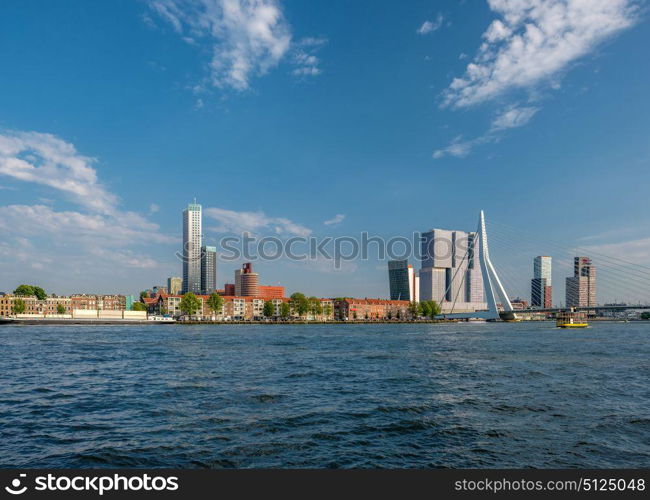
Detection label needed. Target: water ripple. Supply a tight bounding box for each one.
[1,322,649,468]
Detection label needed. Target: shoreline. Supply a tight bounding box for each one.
[1,318,644,326]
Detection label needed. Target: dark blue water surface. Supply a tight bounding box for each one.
[1,322,649,468]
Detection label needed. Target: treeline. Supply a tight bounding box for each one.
[170,292,438,321]
[172,292,331,319]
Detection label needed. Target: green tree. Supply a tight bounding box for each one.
[280,302,291,319]
[206,293,224,317]
[408,301,420,318]
[263,300,275,318]
[422,300,441,319]
[12,299,26,314]
[140,291,148,301]
[323,304,332,319]
[13,285,47,300]
[14,285,35,297]
[56,303,66,315]
[420,301,431,318]
[641,312,650,320]
[179,293,202,317]
[308,296,323,318]
[430,300,441,318]
[132,302,147,311]
[290,292,310,318]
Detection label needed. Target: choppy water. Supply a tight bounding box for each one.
[1,322,649,468]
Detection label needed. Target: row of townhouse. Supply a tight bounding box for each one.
[149,294,336,321]
[333,298,411,321]
[146,294,410,321]
[0,294,128,317]
[0,295,72,317]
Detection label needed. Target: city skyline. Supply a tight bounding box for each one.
[1,1,649,301]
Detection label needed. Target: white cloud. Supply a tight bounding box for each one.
[417,13,444,35]
[149,203,160,214]
[205,207,311,236]
[149,0,293,91]
[433,135,483,159]
[291,37,327,77]
[491,105,539,130]
[324,214,345,226]
[0,130,178,288]
[433,105,539,159]
[583,238,650,265]
[0,204,175,282]
[0,131,117,213]
[442,0,639,108]
[0,205,175,247]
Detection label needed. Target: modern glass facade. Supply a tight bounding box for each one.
[201,246,217,295]
[531,256,552,307]
[388,260,411,301]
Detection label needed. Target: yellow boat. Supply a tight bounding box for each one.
[556,309,589,328]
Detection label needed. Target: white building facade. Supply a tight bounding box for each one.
[182,202,203,294]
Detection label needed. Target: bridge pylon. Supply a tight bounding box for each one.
[434,211,516,321]
[477,210,516,321]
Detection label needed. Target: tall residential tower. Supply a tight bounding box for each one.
[201,246,217,295]
[566,257,597,308]
[531,256,552,308]
[182,202,202,294]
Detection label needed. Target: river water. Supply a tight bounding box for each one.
[1,321,648,468]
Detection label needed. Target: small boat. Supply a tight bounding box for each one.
[556,309,589,329]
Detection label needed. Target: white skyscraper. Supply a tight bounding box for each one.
[182,202,202,294]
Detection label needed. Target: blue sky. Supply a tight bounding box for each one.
[1,0,649,302]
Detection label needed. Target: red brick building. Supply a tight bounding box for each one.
[258,285,285,299]
[333,298,410,321]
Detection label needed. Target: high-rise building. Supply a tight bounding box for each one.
[201,246,217,295]
[167,277,182,295]
[388,260,410,301]
[419,228,485,311]
[388,260,419,301]
[566,256,596,308]
[235,270,242,296]
[412,272,420,303]
[531,256,552,308]
[235,263,260,297]
[182,202,202,294]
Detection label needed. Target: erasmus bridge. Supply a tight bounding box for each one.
[439,211,650,321]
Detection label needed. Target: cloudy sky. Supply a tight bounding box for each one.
[1,0,649,302]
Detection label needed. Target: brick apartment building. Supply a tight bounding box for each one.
[333,298,411,321]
